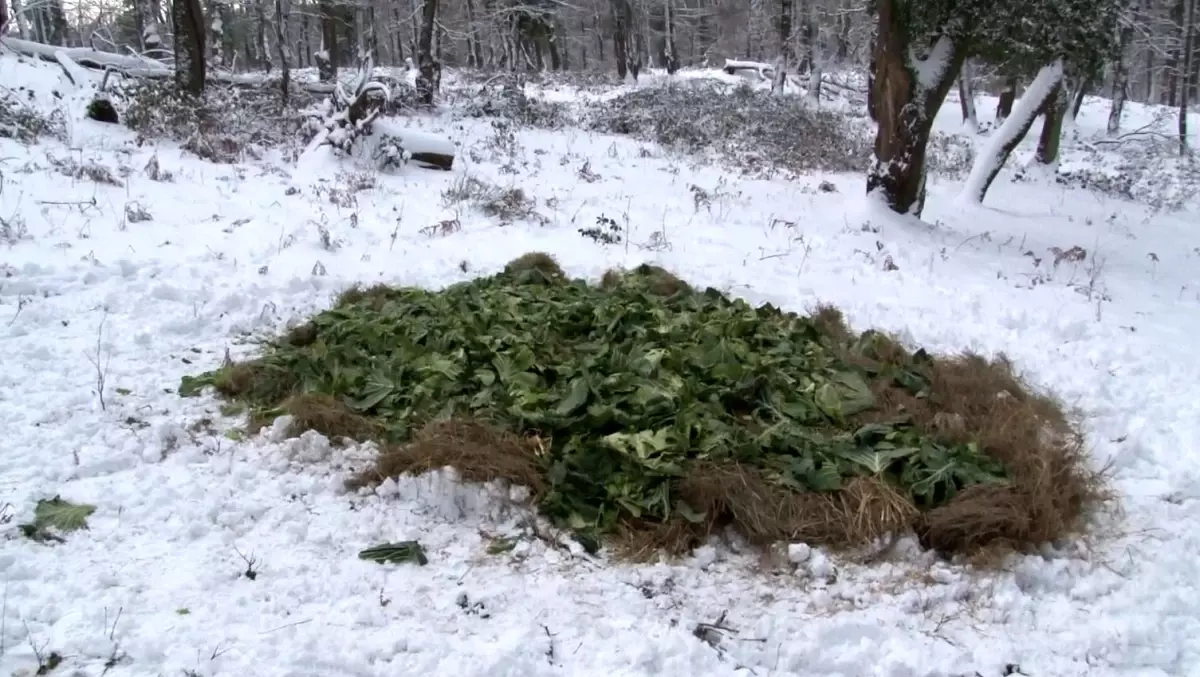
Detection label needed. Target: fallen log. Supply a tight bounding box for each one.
[394,127,455,170]
[0,36,337,94]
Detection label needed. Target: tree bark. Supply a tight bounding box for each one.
[1036,82,1067,165]
[1108,6,1136,135]
[1166,0,1186,106]
[995,77,1017,125]
[317,0,338,81]
[958,59,978,132]
[612,0,629,79]
[173,0,207,96]
[774,0,793,92]
[867,0,964,217]
[415,0,439,105]
[962,60,1064,204]
[273,0,289,105]
[1181,0,1197,154]
[664,0,678,74]
[255,0,270,72]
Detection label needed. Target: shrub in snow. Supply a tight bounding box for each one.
[0,90,65,142]
[1058,140,1200,212]
[120,79,301,163]
[925,132,976,181]
[455,77,571,130]
[585,81,870,177]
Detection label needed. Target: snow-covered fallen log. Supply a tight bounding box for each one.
[0,36,337,94]
[388,126,454,170]
[723,59,775,81]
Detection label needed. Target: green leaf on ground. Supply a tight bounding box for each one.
[19,496,96,543]
[358,541,429,566]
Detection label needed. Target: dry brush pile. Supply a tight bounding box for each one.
[181,254,1105,560]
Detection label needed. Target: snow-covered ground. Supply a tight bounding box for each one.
[2,51,1199,677]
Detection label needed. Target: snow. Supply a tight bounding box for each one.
[909,35,958,93]
[3,51,1200,677]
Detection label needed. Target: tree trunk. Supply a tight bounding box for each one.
[1166,0,1186,106]
[1181,0,1197,154]
[867,0,964,217]
[255,0,271,72]
[208,0,228,68]
[273,0,290,105]
[9,0,29,38]
[464,0,481,68]
[962,60,1064,204]
[958,59,978,132]
[415,0,439,105]
[1066,77,1089,124]
[173,0,207,96]
[50,0,67,45]
[664,0,678,74]
[995,77,1017,125]
[1108,8,1136,135]
[804,0,819,102]
[317,0,338,81]
[612,0,629,79]
[1036,82,1067,165]
[774,0,793,92]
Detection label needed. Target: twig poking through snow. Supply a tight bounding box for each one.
[85,309,111,411]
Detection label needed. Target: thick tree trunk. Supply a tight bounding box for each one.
[962,60,1064,204]
[415,0,439,105]
[867,1,964,217]
[1036,82,1067,165]
[173,0,207,96]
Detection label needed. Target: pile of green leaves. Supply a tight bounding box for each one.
[186,265,1009,537]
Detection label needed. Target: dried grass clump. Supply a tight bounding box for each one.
[346,418,547,493]
[334,283,403,311]
[824,318,1109,555]
[600,264,693,297]
[279,393,382,441]
[504,252,565,282]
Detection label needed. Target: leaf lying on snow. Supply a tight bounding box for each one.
[19,496,97,543]
[358,541,429,565]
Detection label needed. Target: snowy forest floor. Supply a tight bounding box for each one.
[1,52,1199,677]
